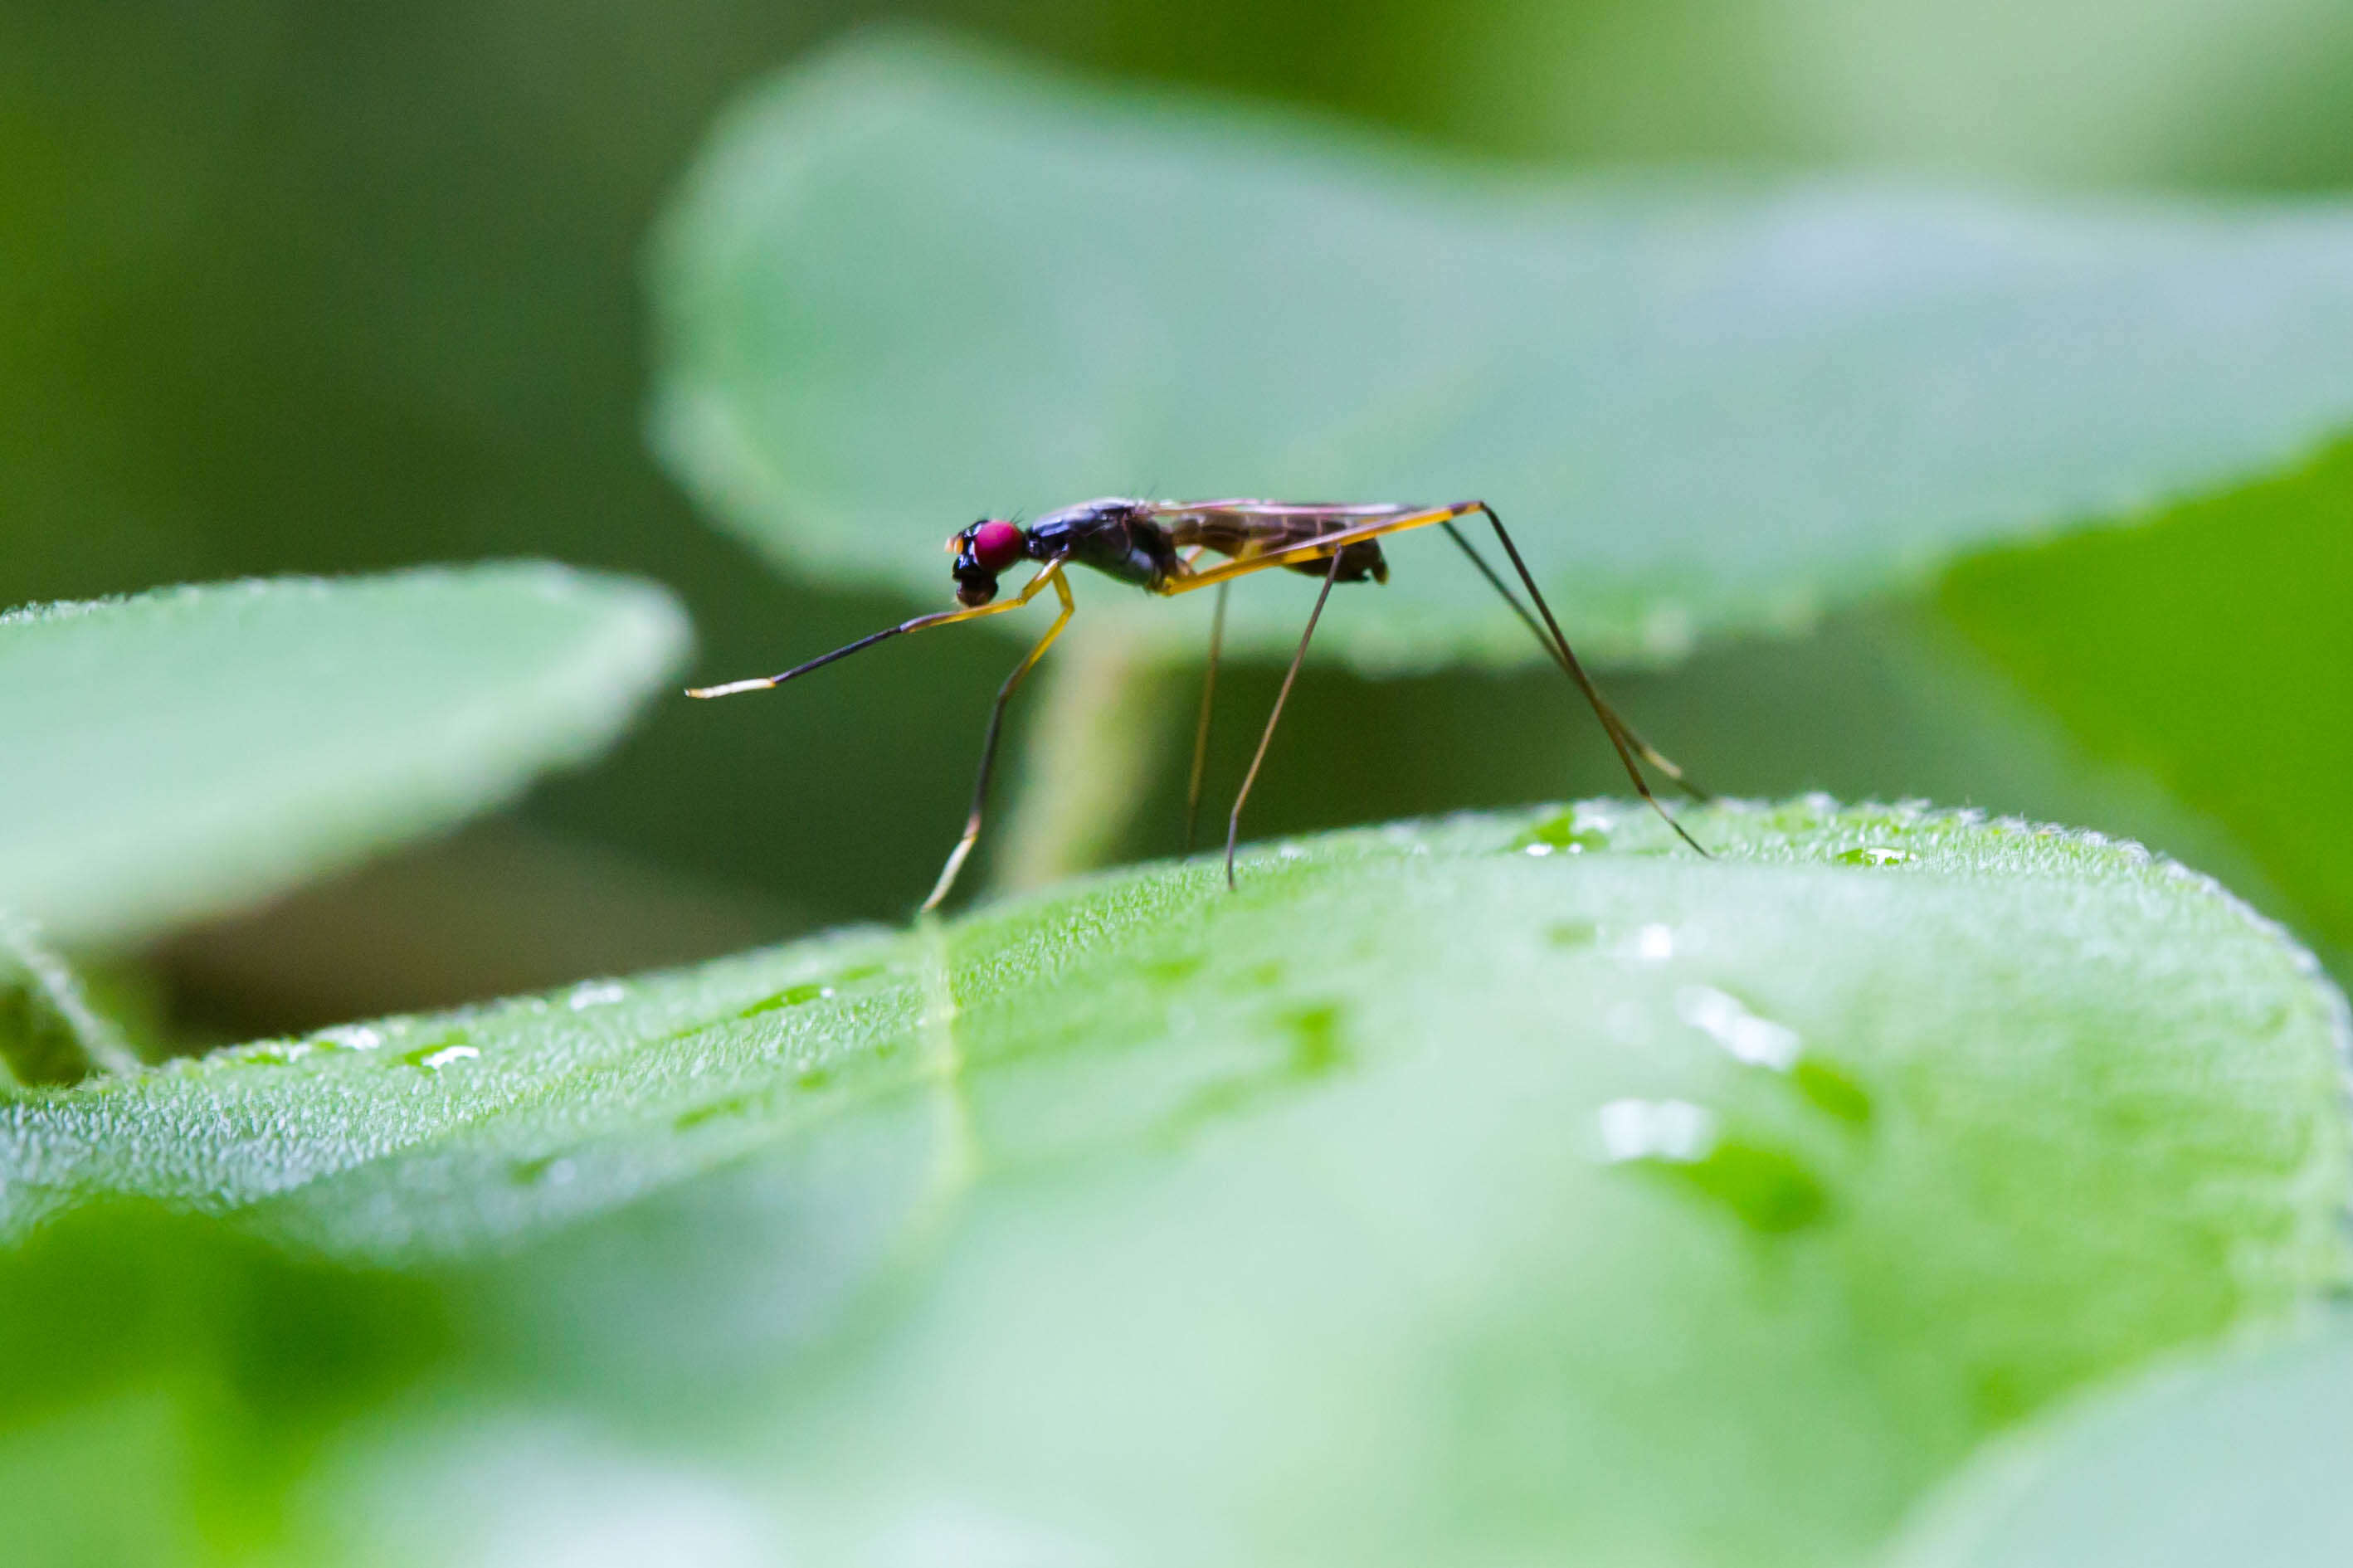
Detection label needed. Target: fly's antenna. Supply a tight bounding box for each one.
[688,553,1064,701]
[686,623,911,699]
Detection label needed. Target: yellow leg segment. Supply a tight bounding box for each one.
[921,565,1079,913]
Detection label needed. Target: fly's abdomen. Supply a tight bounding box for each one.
[1163,504,1395,584]
[1282,538,1388,583]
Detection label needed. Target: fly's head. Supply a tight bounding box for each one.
[948,519,1028,606]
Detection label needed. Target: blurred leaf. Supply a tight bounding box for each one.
[153,821,798,1040]
[0,566,689,950]
[650,27,2353,670]
[1887,1314,2353,1568]
[1941,436,2353,962]
[1418,0,2353,188]
[4,801,2343,1566]
[0,1203,453,1564]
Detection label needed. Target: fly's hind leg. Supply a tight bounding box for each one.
[1183,581,1230,855]
[1437,519,1709,802]
[921,564,1078,912]
[1470,506,1710,856]
[1225,548,1346,889]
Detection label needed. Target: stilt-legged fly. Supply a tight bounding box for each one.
[689,499,1708,911]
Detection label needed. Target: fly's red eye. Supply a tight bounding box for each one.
[970,520,1025,573]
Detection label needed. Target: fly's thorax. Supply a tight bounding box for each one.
[1028,498,1172,588]
[1022,496,1139,549]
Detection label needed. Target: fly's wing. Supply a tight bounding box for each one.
[1146,501,1423,564]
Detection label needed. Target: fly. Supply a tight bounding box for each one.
[689,498,1708,911]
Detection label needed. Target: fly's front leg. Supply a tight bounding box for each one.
[921,562,1079,913]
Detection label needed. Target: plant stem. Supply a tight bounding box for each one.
[0,916,144,1085]
[991,624,1171,894]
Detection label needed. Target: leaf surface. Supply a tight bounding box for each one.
[0,566,689,947]
[1941,436,2353,967]
[2,801,2341,1566]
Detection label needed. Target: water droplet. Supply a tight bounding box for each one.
[568,980,625,1010]
[241,1039,317,1064]
[737,981,838,1018]
[316,1025,383,1052]
[1153,1001,1357,1143]
[1792,1059,1873,1124]
[1513,810,1609,856]
[1144,953,1206,986]
[1632,924,1676,961]
[1598,1098,1828,1233]
[1279,1003,1347,1078]
[510,1154,576,1186]
[1547,919,1599,948]
[1667,1141,1828,1234]
[1837,845,1915,867]
[1278,843,1307,861]
[1677,986,1800,1070]
[1597,1098,1717,1162]
[675,1092,756,1131]
[403,1040,477,1070]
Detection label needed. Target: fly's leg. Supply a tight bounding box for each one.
[1183,581,1230,855]
[1474,506,1709,856]
[921,567,1079,912]
[1225,548,1346,889]
[1438,520,1709,802]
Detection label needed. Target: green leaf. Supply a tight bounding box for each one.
[0,565,690,948]
[1887,1315,2353,1568]
[1941,435,2353,967]
[650,28,2353,670]
[3,801,2342,1566]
